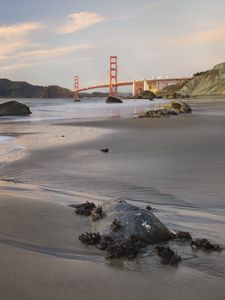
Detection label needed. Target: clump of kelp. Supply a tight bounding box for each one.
[70,201,223,263]
[155,246,181,265]
[69,201,105,221]
[79,231,147,260]
[191,238,222,251]
[69,202,96,216]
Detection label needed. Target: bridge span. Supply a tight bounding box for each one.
[74,56,189,98]
[77,78,187,96]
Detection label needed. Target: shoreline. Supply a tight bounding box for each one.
[0,122,112,166]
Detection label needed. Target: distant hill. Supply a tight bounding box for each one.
[160,62,225,97]
[0,79,73,98]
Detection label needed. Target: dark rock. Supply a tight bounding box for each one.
[191,238,223,251]
[155,245,181,264]
[0,101,32,116]
[168,100,192,113]
[74,199,223,262]
[106,96,123,103]
[138,109,177,118]
[140,90,156,100]
[76,199,174,259]
[137,100,191,119]
[69,201,96,216]
[100,148,109,153]
[95,199,173,244]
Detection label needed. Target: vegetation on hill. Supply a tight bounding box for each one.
[0,79,73,98]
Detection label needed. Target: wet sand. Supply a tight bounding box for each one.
[1,99,225,299]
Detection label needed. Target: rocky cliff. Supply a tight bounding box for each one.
[0,79,73,98]
[161,62,225,97]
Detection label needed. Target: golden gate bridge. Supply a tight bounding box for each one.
[74,56,190,98]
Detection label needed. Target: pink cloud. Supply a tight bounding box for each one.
[168,25,225,46]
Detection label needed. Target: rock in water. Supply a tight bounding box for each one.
[140,90,156,100]
[92,199,173,244]
[163,100,192,113]
[0,101,32,116]
[106,96,123,103]
[138,100,192,118]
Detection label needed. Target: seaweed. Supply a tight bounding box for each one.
[110,219,122,232]
[155,245,181,265]
[79,231,147,260]
[174,230,192,241]
[106,235,147,260]
[191,238,223,251]
[98,235,114,250]
[79,232,102,245]
[69,201,96,216]
[91,206,105,221]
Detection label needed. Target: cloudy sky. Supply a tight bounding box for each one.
[0,0,225,90]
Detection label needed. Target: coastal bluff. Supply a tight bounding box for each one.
[0,79,73,98]
[161,62,225,97]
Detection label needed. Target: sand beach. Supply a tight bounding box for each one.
[0,98,225,299]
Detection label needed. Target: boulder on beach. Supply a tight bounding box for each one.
[106,96,123,103]
[0,101,32,116]
[138,100,192,118]
[163,100,192,113]
[92,199,173,244]
[138,109,177,118]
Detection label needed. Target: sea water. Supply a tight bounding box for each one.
[0,97,168,123]
[0,97,167,166]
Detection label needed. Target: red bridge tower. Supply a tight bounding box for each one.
[109,56,118,97]
[74,75,79,98]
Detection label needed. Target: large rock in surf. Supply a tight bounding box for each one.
[163,100,192,113]
[0,101,32,116]
[138,100,192,118]
[106,96,123,103]
[138,109,177,118]
[92,199,173,244]
[140,90,156,100]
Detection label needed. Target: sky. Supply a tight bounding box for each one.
[0,0,225,90]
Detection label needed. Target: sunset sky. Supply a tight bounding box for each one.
[0,0,225,90]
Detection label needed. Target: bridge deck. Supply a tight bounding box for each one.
[77,78,188,92]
